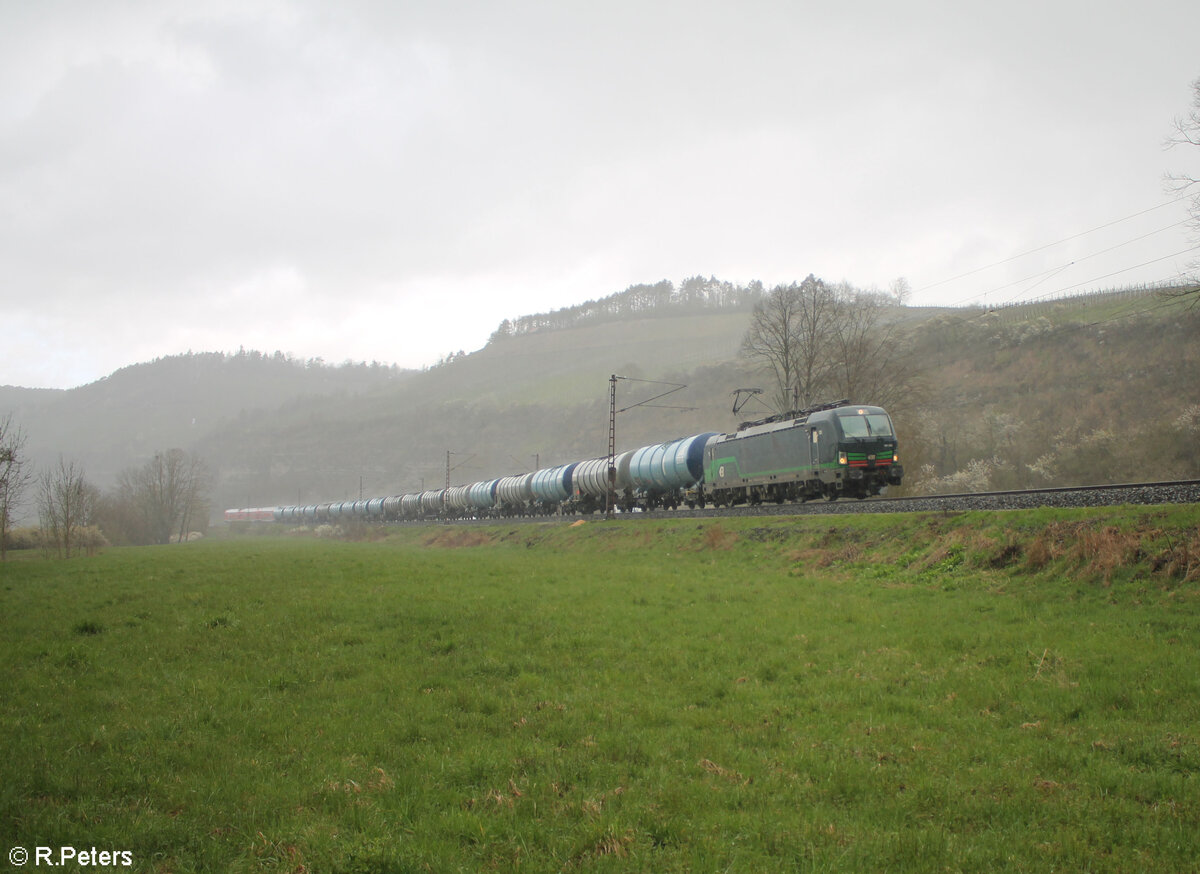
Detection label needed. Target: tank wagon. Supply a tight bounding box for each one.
[223,507,278,523]
[223,402,903,524]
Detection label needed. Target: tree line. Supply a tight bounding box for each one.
[0,414,210,559]
[488,276,766,343]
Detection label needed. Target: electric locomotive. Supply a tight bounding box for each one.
[703,402,901,505]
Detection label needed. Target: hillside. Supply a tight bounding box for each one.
[903,290,1200,491]
[194,309,765,512]
[2,284,1198,528]
[1,352,411,504]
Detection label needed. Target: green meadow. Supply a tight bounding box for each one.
[2,506,1199,872]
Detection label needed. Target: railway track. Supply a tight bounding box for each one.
[634,479,1200,521]
[425,480,1200,526]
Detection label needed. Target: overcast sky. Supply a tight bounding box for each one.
[3,0,1198,389]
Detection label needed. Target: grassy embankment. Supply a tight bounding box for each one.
[2,505,1198,872]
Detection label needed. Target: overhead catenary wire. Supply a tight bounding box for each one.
[1016,247,1197,305]
[914,192,1195,301]
[990,217,1195,307]
[611,375,693,413]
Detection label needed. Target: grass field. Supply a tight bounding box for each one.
[2,506,1199,872]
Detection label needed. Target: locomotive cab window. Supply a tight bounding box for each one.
[837,413,894,439]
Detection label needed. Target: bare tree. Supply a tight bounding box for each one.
[740,275,839,411]
[116,449,211,545]
[741,284,807,412]
[742,277,925,416]
[1165,75,1200,299]
[889,276,913,307]
[0,414,34,560]
[1166,77,1200,215]
[38,457,95,558]
[827,286,926,416]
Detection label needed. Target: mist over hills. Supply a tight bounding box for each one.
[3,280,1198,528]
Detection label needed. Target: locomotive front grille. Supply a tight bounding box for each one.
[846,449,894,468]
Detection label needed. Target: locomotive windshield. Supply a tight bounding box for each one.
[836,412,894,439]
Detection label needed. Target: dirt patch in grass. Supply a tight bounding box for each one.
[699,523,738,551]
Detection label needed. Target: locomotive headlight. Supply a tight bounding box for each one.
[838,451,848,465]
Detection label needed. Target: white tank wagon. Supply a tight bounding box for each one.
[570,451,636,513]
[496,473,536,515]
[444,485,473,516]
[572,457,607,492]
[400,493,423,519]
[420,489,446,516]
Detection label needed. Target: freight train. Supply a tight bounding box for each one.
[224,401,903,524]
